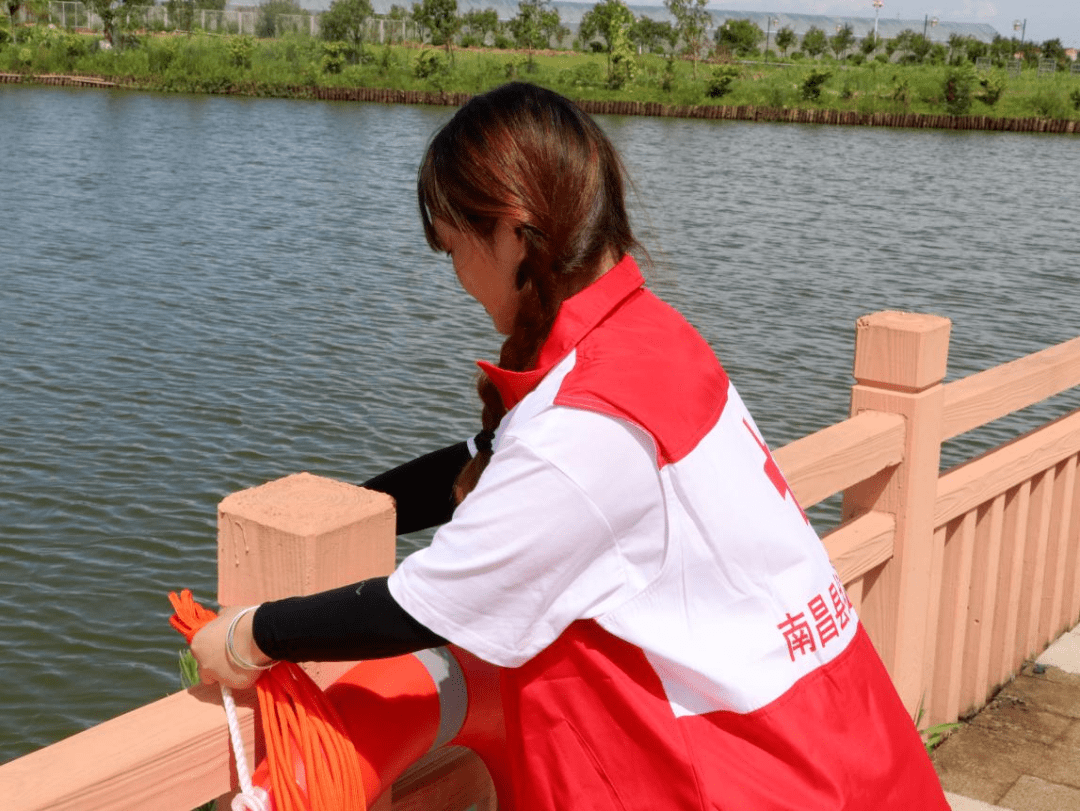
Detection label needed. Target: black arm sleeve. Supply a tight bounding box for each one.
[252,577,448,662]
[361,441,471,535]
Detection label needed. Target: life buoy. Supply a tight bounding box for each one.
[248,645,511,809]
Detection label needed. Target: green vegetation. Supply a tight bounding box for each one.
[714,17,761,59]
[179,650,216,811]
[2,6,1079,123]
[320,0,373,63]
[579,0,634,86]
[663,0,708,79]
[914,697,961,754]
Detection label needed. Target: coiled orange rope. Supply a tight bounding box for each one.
[169,589,366,811]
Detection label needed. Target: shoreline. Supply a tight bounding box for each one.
[3,72,1077,134]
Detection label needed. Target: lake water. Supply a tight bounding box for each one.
[1,84,1077,764]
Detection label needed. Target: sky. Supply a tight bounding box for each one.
[710,0,1079,48]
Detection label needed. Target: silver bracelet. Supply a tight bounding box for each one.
[225,606,275,672]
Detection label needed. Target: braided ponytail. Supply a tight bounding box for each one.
[417,83,640,501]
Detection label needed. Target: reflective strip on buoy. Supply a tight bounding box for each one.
[415,647,468,751]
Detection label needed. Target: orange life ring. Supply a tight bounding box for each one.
[249,645,511,809]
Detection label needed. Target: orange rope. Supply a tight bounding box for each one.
[169,589,367,811]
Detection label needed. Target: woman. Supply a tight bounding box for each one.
[193,82,949,809]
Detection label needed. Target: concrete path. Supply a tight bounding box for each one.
[933,625,1080,810]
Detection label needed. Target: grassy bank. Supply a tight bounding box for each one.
[3,27,1079,125]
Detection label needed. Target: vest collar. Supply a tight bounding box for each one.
[478,255,645,410]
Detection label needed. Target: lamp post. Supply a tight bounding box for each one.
[765,15,778,60]
[1013,18,1026,45]
[873,0,883,39]
[923,14,938,39]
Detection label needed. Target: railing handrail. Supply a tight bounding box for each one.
[942,334,1080,442]
[2,313,1078,810]
[935,407,1080,527]
[0,684,256,811]
[776,409,905,509]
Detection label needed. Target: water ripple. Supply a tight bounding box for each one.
[1,87,1077,763]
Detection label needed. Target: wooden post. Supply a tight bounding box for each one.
[217,471,396,686]
[217,472,396,810]
[841,311,951,714]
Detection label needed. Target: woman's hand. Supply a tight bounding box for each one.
[190,605,273,691]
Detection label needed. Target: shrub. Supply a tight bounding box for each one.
[228,35,254,69]
[414,47,444,78]
[977,71,1005,106]
[1071,88,1080,111]
[661,57,675,91]
[503,54,526,78]
[321,40,347,73]
[942,62,975,115]
[763,83,786,107]
[378,44,396,72]
[1030,87,1067,119]
[706,64,739,98]
[891,76,911,107]
[148,38,179,72]
[800,68,830,100]
[565,60,604,88]
[789,51,804,61]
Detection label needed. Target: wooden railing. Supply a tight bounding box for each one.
[2,310,1078,810]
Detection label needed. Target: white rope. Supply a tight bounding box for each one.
[220,684,271,811]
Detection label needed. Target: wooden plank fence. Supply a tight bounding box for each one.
[1,309,1078,810]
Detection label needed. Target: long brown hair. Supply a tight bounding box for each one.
[417,82,640,500]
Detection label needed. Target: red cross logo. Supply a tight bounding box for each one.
[744,418,809,525]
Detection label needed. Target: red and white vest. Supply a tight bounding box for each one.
[390,256,948,809]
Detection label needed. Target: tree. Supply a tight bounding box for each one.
[255,0,304,38]
[909,32,932,62]
[774,25,795,58]
[321,0,374,61]
[829,24,854,59]
[714,17,761,58]
[664,0,710,78]
[165,0,194,29]
[963,36,988,64]
[1041,37,1067,68]
[631,16,673,55]
[462,7,498,46]
[860,30,879,57]
[800,25,826,58]
[412,0,461,58]
[508,0,565,63]
[947,32,965,61]
[385,4,411,44]
[3,0,28,42]
[84,0,150,46]
[579,0,635,75]
[988,33,1018,65]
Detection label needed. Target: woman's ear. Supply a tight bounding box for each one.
[494,216,528,274]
